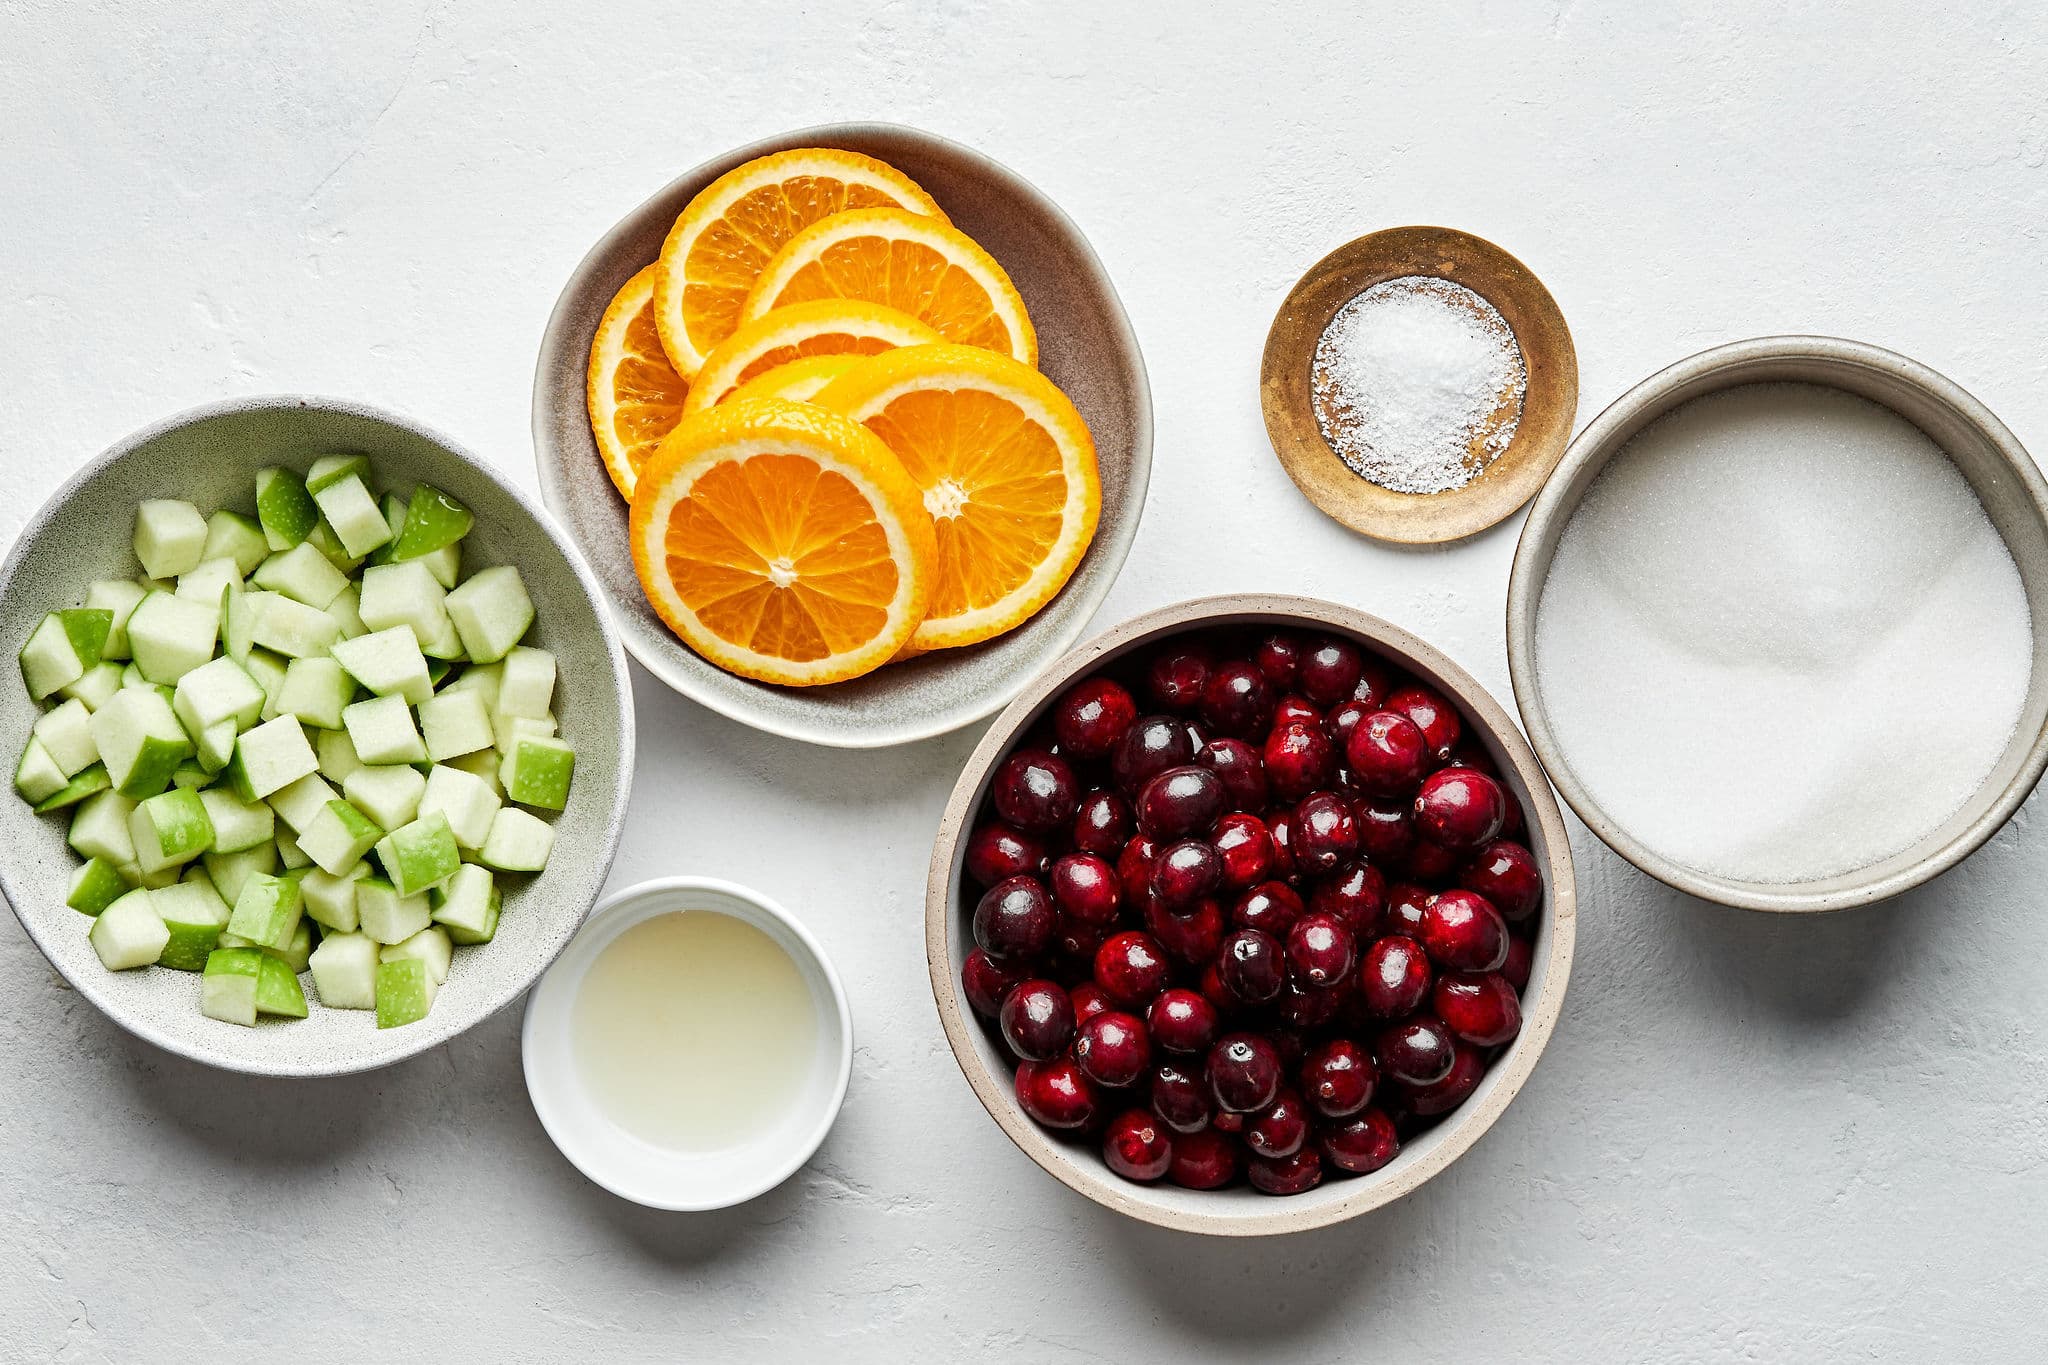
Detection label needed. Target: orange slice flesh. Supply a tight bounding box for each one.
[629,397,935,686]
[740,207,1037,367]
[815,344,1098,652]
[681,299,942,416]
[653,148,946,378]
[723,354,865,407]
[585,264,690,499]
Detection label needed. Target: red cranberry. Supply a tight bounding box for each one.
[993,750,1079,833]
[999,980,1076,1061]
[1143,894,1224,965]
[1206,1033,1283,1112]
[1093,931,1170,1007]
[1049,853,1121,925]
[1232,880,1304,937]
[1299,637,1363,705]
[1071,789,1132,857]
[1327,698,1371,749]
[964,822,1045,887]
[1403,839,1459,884]
[1385,684,1461,761]
[1376,1016,1456,1087]
[1401,1041,1485,1116]
[1354,657,1396,707]
[1102,1109,1173,1182]
[1267,812,1297,878]
[1434,971,1522,1047]
[1383,883,1431,936]
[1167,1128,1241,1189]
[1195,737,1268,811]
[1211,1108,1247,1135]
[1245,1089,1310,1159]
[1074,1010,1152,1087]
[1199,661,1272,739]
[1150,838,1222,910]
[1150,1062,1213,1133]
[1499,791,1527,839]
[1459,838,1542,922]
[1279,978,1343,1029]
[1420,888,1509,972]
[1248,1146,1323,1195]
[1051,914,1110,966]
[1146,647,1210,713]
[1210,812,1274,891]
[1112,714,1197,793]
[1071,980,1112,1024]
[1148,988,1220,1054]
[1307,861,1386,937]
[1053,677,1137,760]
[1263,722,1336,802]
[973,876,1055,960]
[1254,632,1303,690]
[1346,711,1429,798]
[961,948,1026,1018]
[1015,1058,1101,1130]
[1300,1037,1376,1119]
[1354,796,1417,863]
[1286,913,1356,988]
[1199,961,1244,1014]
[1115,834,1161,903]
[1271,695,1322,731]
[1136,765,1226,839]
[1502,936,1534,992]
[1413,768,1506,850]
[1320,1109,1400,1173]
[1360,934,1433,1017]
[1292,792,1359,873]
[1217,927,1285,1005]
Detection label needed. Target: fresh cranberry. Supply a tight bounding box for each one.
[1308,861,1386,937]
[974,876,1055,960]
[1148,988,1220,1054]
[1150,838,1222,911]
[1199,661,1272,739]
[1271,695,1323,731]
[1137,765,1226,839]
[1211,1108,1247,1135]
[1071,789,1132,857]
[1299,637,1363,705]
[1446,740,1499,777]
[964,822,1045,887]
[999,980,1075,1061]
[1376,1016,1456,1086]
[1167,1128,1241,1189]
[1327,699,1372,750]
[1232,880,1305,937]
[1102,1109,1173,1181]
[1320,1109,1400,1173]
[1150,1062,1213,1133]
[1346,711,1429,798]
[1093,930,1170,1007]
[1245,1089,1309,1159]
[1354,797,1417,863]
[1359,935,1433,1017]
[1210,812,1274,891]
[1502,936,1533,992]
[1217,928,1285,1004]
[1053,677,1138,760]
[992,750,1079,833]
[1383,883,1432,936]
[1403,839,1459,884]
[1401,1041,1485,1116]
[1116,834,1161,904]
[1267,812,1297,878]
[1254,632,1303,690]
[1144,894,1224,965]
[1248,1147,1323,1195]
[1458,838,1542,922]
[1146,647,1211,713]
[1499,791,1527,840]
[1112,714,1198,794]
[1196,737,1268,812]
[1263,721,1337,803]
[1420,888,1509,972]
[1300,1038,1376,1119]
[1286,914,1356,988]
[1292,792,1359,873]
[1074,1010,1151,1087]
[1279,978,1343,1029]
[1198,961,1244,1014]
[1051,914,1110,965]
[1049,853,1120,925]
[1385,684,1461,762]
[1434,972,1522,1047]
[1206,1033,1283,1113]
[961,948,1025,1018]
[1353,658,1396,708]
[1413,768,1506,850]
[1016,1058,1101,1130]
[1071,980,1112,1024]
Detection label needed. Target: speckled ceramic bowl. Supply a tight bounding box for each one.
[0,396,635,1076]
[926,595,1576,1236]
[533,122,1151,748]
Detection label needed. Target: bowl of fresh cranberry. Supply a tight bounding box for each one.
[925,594,1576,1236]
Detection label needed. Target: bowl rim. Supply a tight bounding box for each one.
[519,874,855,1211]
[924,593,1578,1236]
[531,119,1155,749]
[0,392,638,1076]
[1505,334,2048,912]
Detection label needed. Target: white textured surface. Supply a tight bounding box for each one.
[3,2,2047,1359]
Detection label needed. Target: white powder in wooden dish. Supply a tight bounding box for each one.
[1310,275,1527,494]
[1535,382,2033,884]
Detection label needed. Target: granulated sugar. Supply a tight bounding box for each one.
[1535,383,2032,884]
[1310,276,1527,494]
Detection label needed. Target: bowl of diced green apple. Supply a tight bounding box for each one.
[0,395,635,1076]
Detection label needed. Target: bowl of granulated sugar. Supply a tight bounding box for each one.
[1508,335,2048,913]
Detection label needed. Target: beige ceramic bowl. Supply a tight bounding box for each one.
[926,594,1576,1236]
[534,122,1151,748]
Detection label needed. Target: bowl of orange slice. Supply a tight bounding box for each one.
[535,124,1152,747]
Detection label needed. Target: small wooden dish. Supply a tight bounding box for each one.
[1260,226,1579,545]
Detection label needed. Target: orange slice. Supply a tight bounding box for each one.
[815,344,1098,652]
[681,300,942,416]
[741,208,1037,367]
[653,149,946,378]
[723,354,865,407]
[585,265,690,499]
[629,397,935,686]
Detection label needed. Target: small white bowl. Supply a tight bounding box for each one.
[521,876,853,1211]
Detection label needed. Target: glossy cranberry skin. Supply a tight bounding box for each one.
[1211,1108,1247,1135]
[1254,632,1304,690]
[1385,684,1461,761]
[1383,883,1432,936]
[1245,1089,1310,1159]
[1053,677,1138,761]
[1292,792,1359,873]
[999,980,1076,1061]
[1353,657,1396,708]
[1147,988,1220,1054]
[1434,971,1523,1047]
[1102,1109,1173,1182]
[973,876,1055,960]
[993,749,1079,834]
[1209,812,1274,891]
[1217,928,1286,1005]
[1300,1037,1376,1119]
[1271,695,1323,731]
[1195,737,1268,812]
[1267,812,1297,878]
[1168,1128,1241,1189]
[1206,1032,1283,1113]
[1285,913,1356,988]
[1199,961,1243,1014]
[1403,838,1459,884]
[1136,765,1226,839]
[1116,834,1161,904]
[1459,838,1543,922]
[1074,1010,1152,1087]
[1376,1015,1456,1087]
[1354,797,1417,863]
[1248,1147,1323,1195]
[1150,1062,1213,1133]
[1320,1109,1400,1173]
[1402,1041,1485,1115]
[1016,1058,1101,1130]
[1146,647,1211,713]
[964,822,1045,887]
[1326,699,1372,749]
[1048,853,1120,926]
[1346,711,1430,798]
[1232,880,1305,937]
[1093,930,1170,1007]
[1299,637,1363,705]
[1070,980,1113,1024]
[1308,861,1386,937]
[1112,714,1198,794]
[962,948,1026,1018]
[1199,661,1272,739]
[1149,838,1222,911]
[1278,978,1343,1029]
[1068,791,1128,859]
[1359,934,1433,1017]
[1413,768,1507,850]
[1502,936,1534,992]
[1051,914,1109,968]
[1420,888,1510,972]
[1263,722,1336,802]
[1144,894,1224,965]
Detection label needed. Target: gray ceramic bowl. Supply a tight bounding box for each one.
[0,396,635,1075]
[1508,335,2048,912]
[533,122,1151,748]
[927,595,1577,1236]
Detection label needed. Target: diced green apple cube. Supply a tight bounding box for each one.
[90,888,170,970]
[198,787,275,853]
[127,591,219,684]
[495,647,556,719]
[441,659,501,707]
[331,626,432,703]
[151,878,231,970]
[430,863,500,944]
[308,930,378,1008]
[299,799,382,875]
[35,763,112,813]
[326,583,368,639]
[33,699,98,776]
[418,763,500,850]
[195,719,237,773]
[374,811,459,896]
[357,561,450,642]
[16,737,67,804]
[170,760,212,790]
[256,467,320,550]
[480,806,552,872]
[59,660,123,712]
[136,862,181,889]
[251,541,349,609]
[390,485,473,561]
[374,956,437,1028]
[305,520,364,575]
[225,715,318,800]
[247,591,341,659]
[134,499,209,579]
[273,656,354,730]
[418,688,492,761]
[342,763,424,831]
[203,510,270,576]
[315,726,364,785]
[275,826,311,869]
[172,654,265,734]
[175,557,242,607]
[202,840,277,906]
[242,650,288,719]
[200,948,262,1025]
[266,770,338,833]
[501,734,574,810]
[253,953,308,1017]
[342,695,425,765]
[305,453,372,495]
[311,474,391,559]
[444,746,504,798]
[130,787,215,872]
[355,876,431,945]
[444,567,533,664]
[300,862,369,932]
[380,924,452,986]
[67,857,130,916]
[89,687,193,798]
[20,608,113,699]
[493,711,555,758]
[68,790,138,864]
[84,581,146,660]
[418,542,460,589]
[224,871,303,951]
